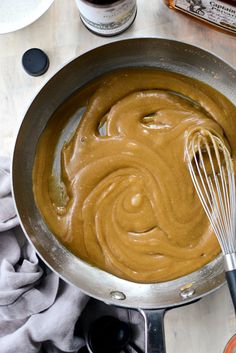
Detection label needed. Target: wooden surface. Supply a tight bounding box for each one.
[0,0,236,352]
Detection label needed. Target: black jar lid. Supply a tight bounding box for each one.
[22,48,49,76]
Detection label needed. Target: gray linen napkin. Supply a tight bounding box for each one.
[0,157,89,353]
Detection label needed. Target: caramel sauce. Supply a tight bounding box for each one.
[33,68,236,283]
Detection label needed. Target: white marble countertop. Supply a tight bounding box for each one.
[0,0,236,352]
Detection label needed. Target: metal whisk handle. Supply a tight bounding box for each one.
[224,254,236,312]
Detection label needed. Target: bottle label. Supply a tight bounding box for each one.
[173,0,236,32]
[75,0,137,35]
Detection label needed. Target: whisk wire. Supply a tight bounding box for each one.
[191,134,226,245]
[186,128,236,255]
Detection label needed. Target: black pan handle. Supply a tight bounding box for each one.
[138,309,166,353]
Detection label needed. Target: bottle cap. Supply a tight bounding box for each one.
[22,48,49,76]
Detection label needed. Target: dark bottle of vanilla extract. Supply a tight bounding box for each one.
[75,0,137,36]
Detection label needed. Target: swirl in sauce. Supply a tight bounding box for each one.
[33,68,236,283]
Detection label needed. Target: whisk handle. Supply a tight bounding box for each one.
[225,254,236,313]
[225,270,236,313]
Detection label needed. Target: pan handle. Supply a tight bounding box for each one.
[138,309,166,353]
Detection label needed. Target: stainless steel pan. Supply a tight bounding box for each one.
[12,38,236,353]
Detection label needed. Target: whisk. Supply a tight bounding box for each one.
[185,127,236,311]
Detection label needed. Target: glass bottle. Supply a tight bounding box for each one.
[75,0,137,37]
[166,0,236,34]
